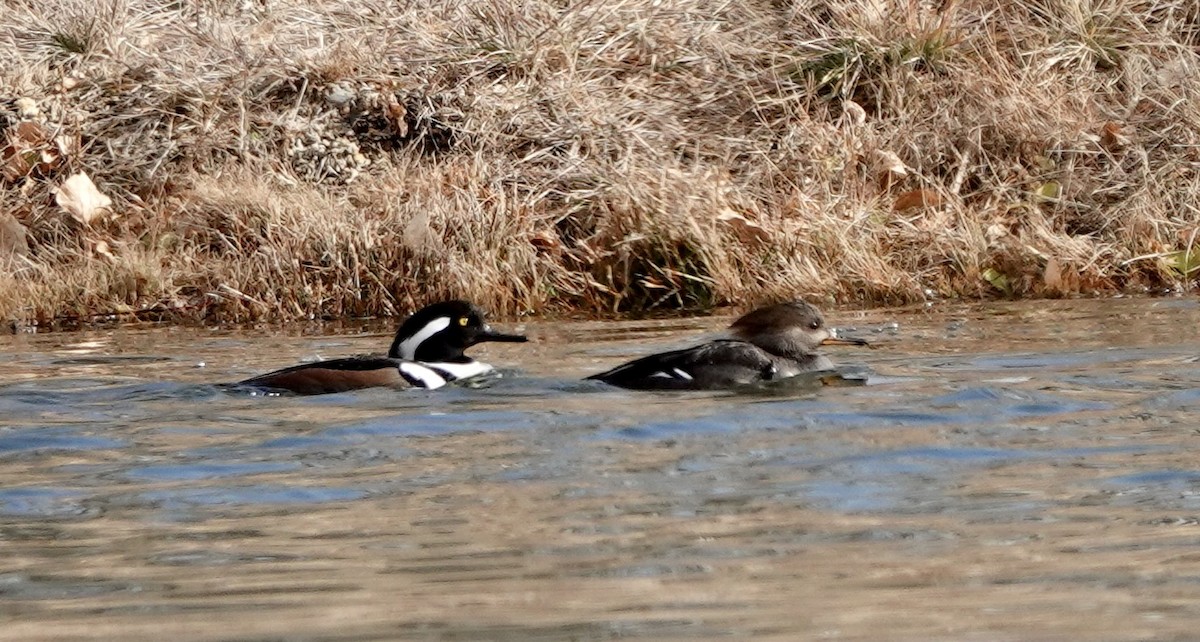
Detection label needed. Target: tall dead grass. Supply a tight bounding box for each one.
[2,0,1199,325]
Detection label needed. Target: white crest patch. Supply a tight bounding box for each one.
[398,362,447,389]
[397,316,451,360]
[427,361,493,381]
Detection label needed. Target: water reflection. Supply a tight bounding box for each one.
[3,298,1200,639]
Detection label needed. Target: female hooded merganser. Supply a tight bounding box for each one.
[236,300,527,395]
[586,301,869,390]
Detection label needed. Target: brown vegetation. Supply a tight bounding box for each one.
[2,0,1199,325]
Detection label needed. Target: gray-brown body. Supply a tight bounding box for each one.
[587,301,865,390]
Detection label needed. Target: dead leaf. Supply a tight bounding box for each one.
[892,189,942,212]
[842,100,867,127]
[55,172,114,225]
[2,122,73,181]
[2,148,29,184]
[385,93,409,138]
[985,223,1008,242]
[55,133,79,158]
[873,149,908,189]
[12,121,47,145]
[1177,226,1200,245]
[716,209,770,244]
[3,122,47,181]
[91,239,117,261]
[528,229,562,254]
[873,150,908,178]
[1100,121,1130,151]
[981,267,1011,295]
[1036,181,1061,200]
[1043,257,1062,290]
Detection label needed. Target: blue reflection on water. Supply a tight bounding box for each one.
[0,428,124,454]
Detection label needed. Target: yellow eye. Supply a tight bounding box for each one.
[458,317,469,326]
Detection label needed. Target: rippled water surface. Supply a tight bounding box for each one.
[4,298,1200,640]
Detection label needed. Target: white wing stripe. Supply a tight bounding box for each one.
[398,362,447,389]
[426,361,494,381]
[648,369,693,380]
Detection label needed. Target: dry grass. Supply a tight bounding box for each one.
[2,0,1199,325]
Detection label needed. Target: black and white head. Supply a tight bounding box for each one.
[388,300,527,363]
[729,301,868,358]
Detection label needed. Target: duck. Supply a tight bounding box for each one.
[235,300,527,395]
[586,300,869,390]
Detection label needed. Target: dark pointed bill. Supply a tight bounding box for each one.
[820,332,872,348]
[478,327,529,343]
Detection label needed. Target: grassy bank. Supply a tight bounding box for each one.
[2,0,1198,325]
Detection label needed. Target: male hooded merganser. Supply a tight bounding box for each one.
[235,300,527,395]
[586,301,869,390]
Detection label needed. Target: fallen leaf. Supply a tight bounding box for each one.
[1164,249,1200,277]
[716,209,769,244]
[1100,121,1130,151]
[3,122,48,181]
[985,223,1008,242]
[528,229,562,254]
[1176,224,1197,238]
[842,100,867,126]
[981,267,1011,294]
[91,239,117,261]
[55,133,79,158]
[55,172,114,225]
[2,122,74,181]
[892,189,942,212]
[1043,257,1062,290]
[1,148,30,183]
[385,93,409,138]
[1036,181,1061,200]
[12,121,48,144]
[873,150,908,177]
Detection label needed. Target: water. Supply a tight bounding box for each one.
[2,298,1200,640]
